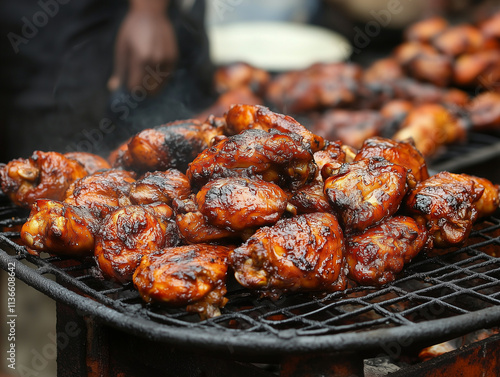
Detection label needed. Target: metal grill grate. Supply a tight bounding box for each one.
[2,198,500,357]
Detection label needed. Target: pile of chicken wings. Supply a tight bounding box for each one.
[1,102,499,319]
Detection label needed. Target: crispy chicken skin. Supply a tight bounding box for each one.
[133,244,232,318]
[129,169,191,206]
[196,177,289,232]
[224,104,325,152]
[64,152,111,175]
[0,151,88,208]
[346,216,429,286]
[229,213,346,295]
[95,203,180,283]
[354,136,429,182]
[186,129,317,191]
[404,172,484,248]
[21,199,100,257]
[324,157,410,233]
[64,169,136,219]
[127,119,224,172]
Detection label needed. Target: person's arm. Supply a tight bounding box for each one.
[108,0,178,95]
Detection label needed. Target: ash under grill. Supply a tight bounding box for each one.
[2,197,500,359]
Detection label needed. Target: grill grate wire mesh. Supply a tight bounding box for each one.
[2,196,500,355]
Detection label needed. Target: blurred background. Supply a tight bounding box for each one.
[2,0,500,376]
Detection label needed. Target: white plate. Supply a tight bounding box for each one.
[208,21,352,72]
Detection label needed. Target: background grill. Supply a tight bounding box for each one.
[2,194,500,360]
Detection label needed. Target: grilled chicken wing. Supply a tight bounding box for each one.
[126,119,224,173]
[310,110,387,150]
[224,104,325,152]
[404,17,449,43]
[354,136,429,183]
[64,152,111,175]
[454,50,500,88]
[133,244,232,318]
[392,104,467,157]
[324,157,410,233]
[265,62,363,114]
[64,169,136,219]
[468,91,500,131]
[468,175,500,218]
[186,129,316,191]
[229,212,346,296]
[95,203,180,282]
[195,177,289,232]
[214,62,270,95]
[129,169,191,205]
[346,216,429,286]
[0,151,88,208]
[21,199,100,257]
[404,172,484,248]
[174,196,237,244]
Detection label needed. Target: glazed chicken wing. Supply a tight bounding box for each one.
[467,175,500,218]
[64,169,136,219]
[175,197,237,244]
[186,129,317,191]
[21,199,100,257]
[0,151,88,208]
[354,136,429,182]
[195,177,289,232]
[229,213,346,296]
[468,92,500,131]
[265,62,363,114]
[392,104,467,157]
[126,119,224,173]
[133,244,232,318]
[129,169,191,205]
[404,17,449,43]
[214,62,270,95]
[64,152,111,175]
[346,216,429,286]
[404,172,484,248]
[324,157,410,233]
[224,104,325,152]
[95,203,180,282]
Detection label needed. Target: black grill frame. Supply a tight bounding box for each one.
[2,197,500,359]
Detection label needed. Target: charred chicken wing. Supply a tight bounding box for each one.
[346,216,429,286]
[404,172,484,248]
[133,244,232,318]
[186,129,317,191]
[229,212,346,296]
[0,151,88,208]
[127,119,224,172]
[64,169,136,219]
[224,104,325,152]
[129,169,191,205]
[95,203,180,282]
[324,157,410,233]
[195,177,289,232]
[354,136,429,182]
[21,199,100,257]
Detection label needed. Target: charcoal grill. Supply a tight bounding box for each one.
[2,189,500,374]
